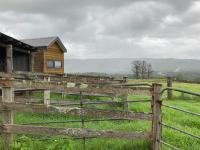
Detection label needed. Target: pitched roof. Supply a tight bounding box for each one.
[21,36,67,52]
[0,32,36,51]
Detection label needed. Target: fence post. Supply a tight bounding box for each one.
[44,90,50,105]
[2,86,14,149]
[122,94,128,111]
[123,76,128,83]
[152,83,162,150]
[167,77,173,100]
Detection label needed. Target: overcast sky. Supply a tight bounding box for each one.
[0,0,200,59]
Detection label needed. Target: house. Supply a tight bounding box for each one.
[0,32,36,73]
[21,37,67,74]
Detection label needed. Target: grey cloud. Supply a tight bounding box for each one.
[0,0,199,59]
[162,0,194,12]
[100,1,172,38]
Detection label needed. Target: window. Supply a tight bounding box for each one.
[47,60,54,68]
[55,61,62,68]
[47,60,62,69]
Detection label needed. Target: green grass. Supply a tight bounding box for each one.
[0,79,200,150]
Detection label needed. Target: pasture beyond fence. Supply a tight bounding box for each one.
[160,87,200,149]
[0,75,199,150]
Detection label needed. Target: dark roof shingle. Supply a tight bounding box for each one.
[21,36,67,52]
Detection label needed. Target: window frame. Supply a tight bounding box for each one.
[47,60,62,69]
[47,60,54,68]
[54,60,62,69]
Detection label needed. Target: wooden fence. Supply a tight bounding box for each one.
[0,78,162,150]
[0,71,127,85]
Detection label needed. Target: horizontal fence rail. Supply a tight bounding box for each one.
[0,72,114,84]
[0,125,150,140]
[161,86,200,150]
[0,102,152,120]
[0,80,153,96]
[162,87,200,97]
[158,140,180,150]
[19,118,132,125]
[162,104,200,117]
[109,83,152,87]
[161,122,200,140]
[25,99,151,107]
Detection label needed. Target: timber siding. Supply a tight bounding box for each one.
[43,42,64,74]
[32,51,44,73]
[22,36,66,75]
[32,42,64,74]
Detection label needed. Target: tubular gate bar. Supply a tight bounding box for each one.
[161,122,200,140]
[161,88,200,149]
[162,104,200,117]
[162,87,200,97]
[159,140,179,150]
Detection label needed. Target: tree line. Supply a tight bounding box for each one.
[131,60,153,79]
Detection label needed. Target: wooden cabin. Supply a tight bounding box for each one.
[0,32,36,73]
[22,37,67,74]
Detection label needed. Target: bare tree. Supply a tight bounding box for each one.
[131,61,141,79]
[141,61,147,79]
[131,60,153,79]
[147,63,153,79]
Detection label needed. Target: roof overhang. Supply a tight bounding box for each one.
[0,32,37,52]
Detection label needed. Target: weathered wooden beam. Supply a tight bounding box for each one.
[6,45,13,73]
[2,87,14,150]
[8,82,152,96]
[0,78,152,96]
[0,102,152,120]
[122,94,128,111]
[14,97,42,103]
[13,47,30,54]
[0,43,7,48]
[152,84,162,150]
[64,92,114,97]
[0,124,150,140]
[43,90,50,105]
[15,89,46,93]
[14,98,124,107]
[0,72,112,84]
[49,99,124,106]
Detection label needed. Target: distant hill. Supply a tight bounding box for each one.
[64,58,200,74]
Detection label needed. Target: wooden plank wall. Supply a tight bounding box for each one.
[32,42,64,74]
[32,51,44,73]
[43,42,64,74]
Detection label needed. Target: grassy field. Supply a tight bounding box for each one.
[0,80,199,150]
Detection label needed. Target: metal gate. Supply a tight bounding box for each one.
[159,87,200,149]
